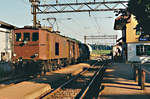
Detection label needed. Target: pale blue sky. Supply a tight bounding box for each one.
[0,0,124,43]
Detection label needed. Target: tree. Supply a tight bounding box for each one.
[128,0,150,34]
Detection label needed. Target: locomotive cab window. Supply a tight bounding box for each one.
[55,43,59,56]
[15,33,21,41]
[32,32,39,41]
[23,33,30,41]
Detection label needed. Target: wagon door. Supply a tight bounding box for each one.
[67,40,71,63]
[72,43,75,59]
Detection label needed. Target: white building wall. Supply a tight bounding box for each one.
[0,28,11,61]
[128,43,150,62]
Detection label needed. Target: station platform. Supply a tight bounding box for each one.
[0,81,51,99]
[100,63,150,99]
[0,62,91,99]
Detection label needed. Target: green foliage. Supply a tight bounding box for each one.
[90,44,112,50]
[128,0,150,34]
[92,50,111,55]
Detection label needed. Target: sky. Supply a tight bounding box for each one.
[0,0,126,44]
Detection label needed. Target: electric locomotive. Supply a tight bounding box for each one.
[12,26,89,74]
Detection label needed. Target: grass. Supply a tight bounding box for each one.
[91,50,111,55]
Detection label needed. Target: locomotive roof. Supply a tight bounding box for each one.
[14,26,39,30]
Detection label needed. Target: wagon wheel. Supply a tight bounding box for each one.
[41,66,46,75]
[40,61,48,75]
[48,64,52,72]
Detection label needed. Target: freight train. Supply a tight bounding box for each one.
[12,26,90,75]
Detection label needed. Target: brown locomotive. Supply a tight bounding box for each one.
[12,27,90,74]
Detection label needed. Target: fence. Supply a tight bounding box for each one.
[0,62,13,79]
[132,63,150,90]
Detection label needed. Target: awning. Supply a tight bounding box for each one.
[114,15,131,30]
[0,20,16,30]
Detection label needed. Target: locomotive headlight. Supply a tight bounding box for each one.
[35,53,38,56]
[13,53,16,56]
[12,61,16,64]
[18,57,22,61]
[18,59,22,61]
[24,41,28,44]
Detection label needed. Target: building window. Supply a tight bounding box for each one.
[139,34,150,41]
[23,33,30,41]
[32,32,39,41]
[136,45,150,56]
[55,42,59,55]
[15,33,21,41]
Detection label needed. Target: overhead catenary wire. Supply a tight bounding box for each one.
[58,21,84,41]
[93,15,101,33]
[46,13,85,41]
[21,0,30,6]
[58,21,84,37]
[63,0,89,36]
[29,0,118,44]
[82,0,101,34]
[89,14,100,34]
[39,0,88,41]
[58,0,104,44]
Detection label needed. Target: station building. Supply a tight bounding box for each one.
[114,14,150,63]
[0,21,15,62]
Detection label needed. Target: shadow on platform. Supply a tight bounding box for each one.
[99,63,150,99]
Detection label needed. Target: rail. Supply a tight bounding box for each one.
[77,64,104,99]
[40,60,105,98]
[132,63,150,90]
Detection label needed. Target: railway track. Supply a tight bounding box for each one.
[0,61,93,87]
[77,64,104,99]
[40,60,106,99]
